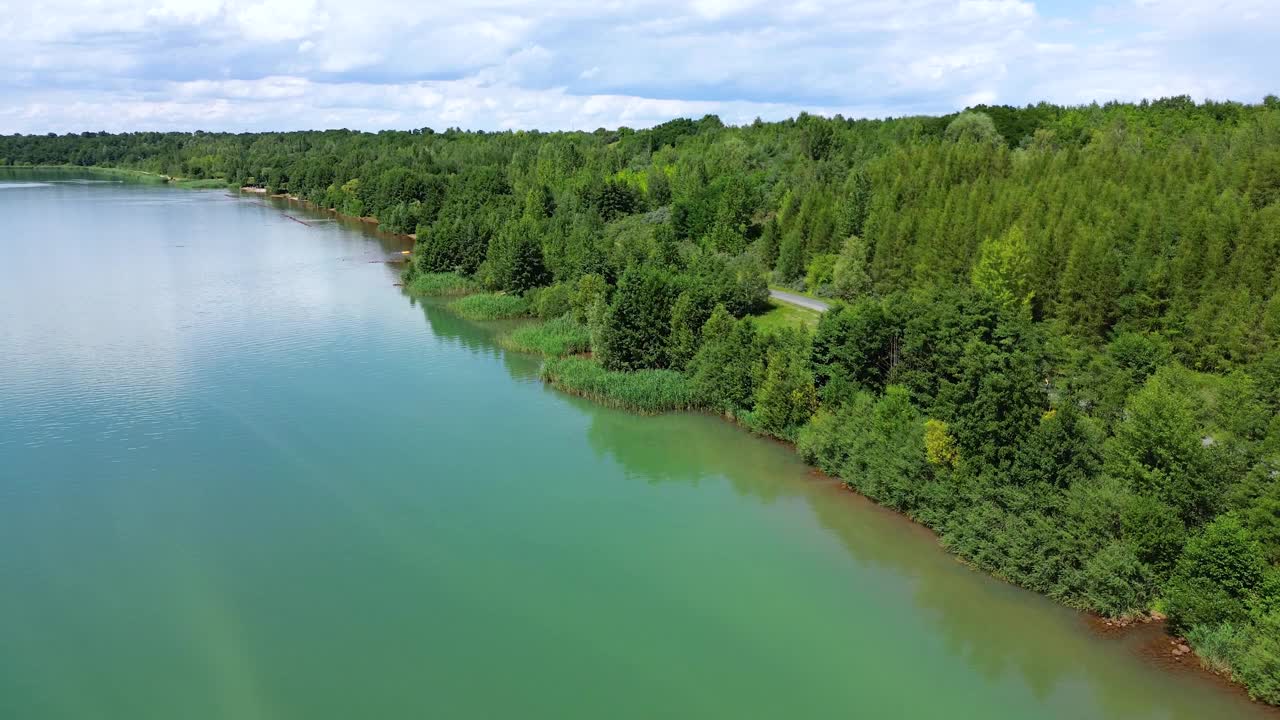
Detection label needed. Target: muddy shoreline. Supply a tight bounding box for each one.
[239,186,418,242]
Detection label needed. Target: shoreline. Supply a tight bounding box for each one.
[423,302,1280,713]
[8,164,1274,712]
[239,186,417,241]
[1,163,232,188]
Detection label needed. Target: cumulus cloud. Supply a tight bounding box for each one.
[0,0,1274,133]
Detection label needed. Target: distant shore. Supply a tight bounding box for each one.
[2,164,228,188]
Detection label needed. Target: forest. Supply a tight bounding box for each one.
[4,95,1279,702]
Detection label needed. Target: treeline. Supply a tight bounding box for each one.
[4,95,1279,701]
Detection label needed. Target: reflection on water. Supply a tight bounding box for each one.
[404,258,1275,720]
[0,170,1274,720]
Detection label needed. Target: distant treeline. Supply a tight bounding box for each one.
[5,95,1280,702]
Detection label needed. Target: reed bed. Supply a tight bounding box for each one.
[406,271,481,297]
[540,357,696,414]
[448,292,530,320]
[498,314,591,357]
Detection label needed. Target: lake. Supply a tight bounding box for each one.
[0,168,1272,719]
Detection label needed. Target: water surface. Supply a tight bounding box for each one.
[0,169,1272,719]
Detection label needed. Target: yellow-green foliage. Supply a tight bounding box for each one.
[611,167,649,194]
[924,418,959,467]
[971,225,1034,314]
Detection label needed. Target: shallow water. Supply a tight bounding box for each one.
[0,169,1272,719]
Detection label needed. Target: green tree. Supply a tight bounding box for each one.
[1103,366,1215,525]
[971,225,1034,316]
[945,111,1001,144]
[753,339,818,439]
[1165,515,1268,631]
[831,235,871,300]
[598,266,677,370]
[688,306,758,413]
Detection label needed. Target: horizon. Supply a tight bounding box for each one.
[3,0,1278,135]
[6,94,1277,138]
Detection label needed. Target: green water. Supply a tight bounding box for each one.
[0,169,1271,719]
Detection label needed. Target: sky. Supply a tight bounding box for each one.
[0,0,1276,134]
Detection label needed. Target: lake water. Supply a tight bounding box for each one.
[0,169,1272,719]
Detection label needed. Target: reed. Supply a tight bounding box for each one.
[540,357,696,414]
[498,314,590,356]
[448,292,529,320]
[406,272,481,297]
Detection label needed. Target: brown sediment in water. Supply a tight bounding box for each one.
[242,183,1279,716]
[1083,617,1280,714]
[748,433,1280,714]
[237,187,417,244]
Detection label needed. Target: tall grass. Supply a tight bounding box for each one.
[448,293,529,320]
[1185,623,1246,676]
[405,271,481,297]
[499,314,590,356]
[540,357,696,414]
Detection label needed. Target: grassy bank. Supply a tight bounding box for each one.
[448,293,529,320]
[540,357,696,414]
[498,315,591,357]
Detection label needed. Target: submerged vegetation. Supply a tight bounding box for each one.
[7,95,1280,702]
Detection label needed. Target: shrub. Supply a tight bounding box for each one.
[1185,623,1247,676]
[540,357,696,414]
[752,344,818,440]
[1236,611,1280,704]
[499,314,590,357]
[571,273,608,324]
[1079,541,1154,616]
[805,253,837,293]
[530,282,573,319]
[448,293,530,320]
[1165,515,1267,632]
[924,419,959,467]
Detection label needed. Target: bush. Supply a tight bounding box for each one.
[1236,611,1280,704]
[571,273,608,324]
[805,253,837,293]
[1185,622,1247,676]
[1079,541,1154,616]
[448,293,530,320]
[540,357,696,414]
[405,272,480,297]
[499,314,590,357]
[796,394,873,476]
[530,282,573,319]
[752,344,818,440]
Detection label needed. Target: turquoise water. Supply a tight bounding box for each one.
[0,170,1272,719]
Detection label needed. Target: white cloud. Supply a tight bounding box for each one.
[0,0,1274,133]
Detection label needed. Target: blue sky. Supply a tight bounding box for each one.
[0,0,1275,133]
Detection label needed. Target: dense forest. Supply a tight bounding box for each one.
[5,95,1280,702]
